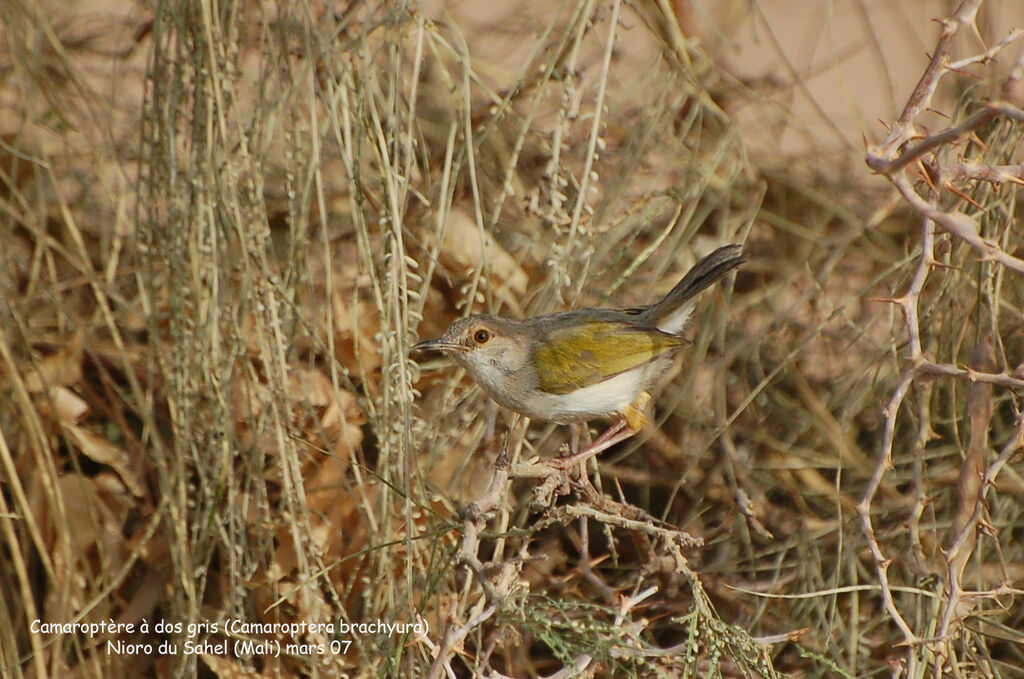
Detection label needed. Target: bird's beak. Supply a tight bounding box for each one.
[412,337,463,353]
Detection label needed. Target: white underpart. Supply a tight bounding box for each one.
[654,300,696,334]
[531,364,655,423]
[461,348,664,423]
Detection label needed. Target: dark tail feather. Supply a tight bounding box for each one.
[642,244,747,330]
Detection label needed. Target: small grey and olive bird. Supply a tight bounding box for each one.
[414,244,746,461]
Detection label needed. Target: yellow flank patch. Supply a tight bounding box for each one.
[623,391,652,429]
[533,321,685,394]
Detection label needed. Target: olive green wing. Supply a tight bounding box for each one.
[533,320,686,395]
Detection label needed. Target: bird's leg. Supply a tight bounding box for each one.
[565,422,585,480]
[550,419,635,469]
[551,392,651,469]
[569,422,582,455]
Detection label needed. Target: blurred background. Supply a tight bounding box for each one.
[2,1,1023,676]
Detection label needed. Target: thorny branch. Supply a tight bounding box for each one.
[860,0,1024,673]
[428,432,708,677]
[865,2,1024,273]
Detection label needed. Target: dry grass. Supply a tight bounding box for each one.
[2,0,1023,677]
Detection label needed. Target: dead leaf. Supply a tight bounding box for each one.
[24,332,84,392]
[438,210,528,309]
[65,424,146,497]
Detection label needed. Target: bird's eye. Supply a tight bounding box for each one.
[473,329,491,344]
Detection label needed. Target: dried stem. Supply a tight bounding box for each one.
[860,1,1024,672]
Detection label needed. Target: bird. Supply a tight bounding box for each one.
[413,244,747,464]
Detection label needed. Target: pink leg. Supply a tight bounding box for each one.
[570,422,582,455]
[551,418,638,469]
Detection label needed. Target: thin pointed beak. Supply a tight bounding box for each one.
[412,337,463,353]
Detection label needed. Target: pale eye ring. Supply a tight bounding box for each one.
[473,329,491,344]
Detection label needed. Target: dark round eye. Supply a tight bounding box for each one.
[473,328,491,344]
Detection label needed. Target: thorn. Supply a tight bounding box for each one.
[929,259,960,271]
[917,160,939,193]
[868,295,910,309]
[945,64,982,79]
[944,182,983,210]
